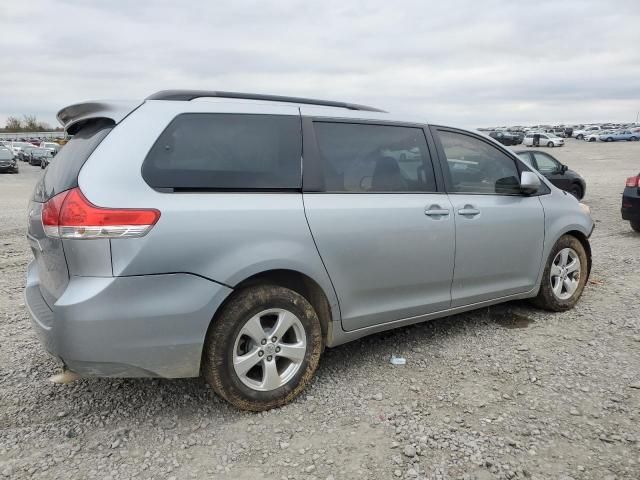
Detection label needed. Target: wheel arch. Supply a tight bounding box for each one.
[563,229,592,281]
[204,269,337,358]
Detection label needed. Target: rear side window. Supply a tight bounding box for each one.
[312,122,436,192]
[142,114,302,190]
[33,120,113,202]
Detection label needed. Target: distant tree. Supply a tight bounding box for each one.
[1,115,57,132]
[5,116,22,132]
[23,115,39,131]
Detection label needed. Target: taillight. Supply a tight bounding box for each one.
[626,176,640,188]
[41,188,160,239]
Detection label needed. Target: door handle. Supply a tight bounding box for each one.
[458,205,480,217]
[425,205,450,217]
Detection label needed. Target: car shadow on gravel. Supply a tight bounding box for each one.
[25,302,538,421]
[317,301,537,376]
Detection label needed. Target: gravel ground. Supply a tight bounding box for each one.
[1,140,639,480]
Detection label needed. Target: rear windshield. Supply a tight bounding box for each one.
[33,120,113,202]
[142,113,302,190]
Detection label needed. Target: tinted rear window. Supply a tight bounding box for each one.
[313,122,436,192]
[33,120,113,202]
[142,113,302,190]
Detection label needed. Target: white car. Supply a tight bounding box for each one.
[523,133,565,148]
[584,131,607,142]
[8,141,33,155]
[585,130,622,142]
[573,126,601,140]
[39,141,60,153]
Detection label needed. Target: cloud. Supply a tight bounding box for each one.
[1,0,639,128]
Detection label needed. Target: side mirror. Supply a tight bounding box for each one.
[520,171,541,195]
[560,164,568,174]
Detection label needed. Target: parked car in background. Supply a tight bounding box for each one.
[584,130,609,142]
[8,141,33,158]
[599,130,639,142]
[524,133,565,147]
[40,141,61,153]
[510,130,525,144]
[573,126,601,140]
[29,148,52,166]
[516,150,586,199]
[24,90,594,411]
[20,144,36,161]
[0,145,19,173]
[622,174,640,232]
[564,127,574,138]
[488,130,520,146]
[544,128,566,138]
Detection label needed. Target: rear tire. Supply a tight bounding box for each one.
[202,285,322,411]
[531,235,588,312]
[631,221,640,233]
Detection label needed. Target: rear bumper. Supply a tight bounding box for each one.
[25,261,232,378]
[622,190,640,222]
[622,208,640,222]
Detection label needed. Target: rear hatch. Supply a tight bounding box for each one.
[28,121,113,307]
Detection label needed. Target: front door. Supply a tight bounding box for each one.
[432,127,545,307]
[302,119,455,331]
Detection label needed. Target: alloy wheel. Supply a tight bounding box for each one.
[550,248,581,300]
[232,308,307,391]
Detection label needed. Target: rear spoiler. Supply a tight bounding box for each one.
[57,100,141,135]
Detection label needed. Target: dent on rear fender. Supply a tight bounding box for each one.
[226,260,342,329]
[52,273,234,378]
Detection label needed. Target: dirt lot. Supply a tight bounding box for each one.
[1,140,639,480]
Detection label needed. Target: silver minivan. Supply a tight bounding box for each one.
[25,91,594,410]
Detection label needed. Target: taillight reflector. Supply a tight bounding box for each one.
[626,176,640,188]
[42,188,160,239]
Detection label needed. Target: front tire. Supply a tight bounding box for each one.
[631,221,640,233]
[202,285,322,411]
[531,235,588,312]
[576,134,584,140]
[568,184,583,199]
[547,141,554,147]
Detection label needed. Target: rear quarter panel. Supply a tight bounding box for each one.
[77,100,340,326]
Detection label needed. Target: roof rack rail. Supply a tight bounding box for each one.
[145,90,386,113]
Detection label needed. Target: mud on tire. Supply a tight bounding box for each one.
[202,285,322,411]
[531,235,588,312]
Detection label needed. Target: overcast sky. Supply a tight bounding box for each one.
[1,0,639,129]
